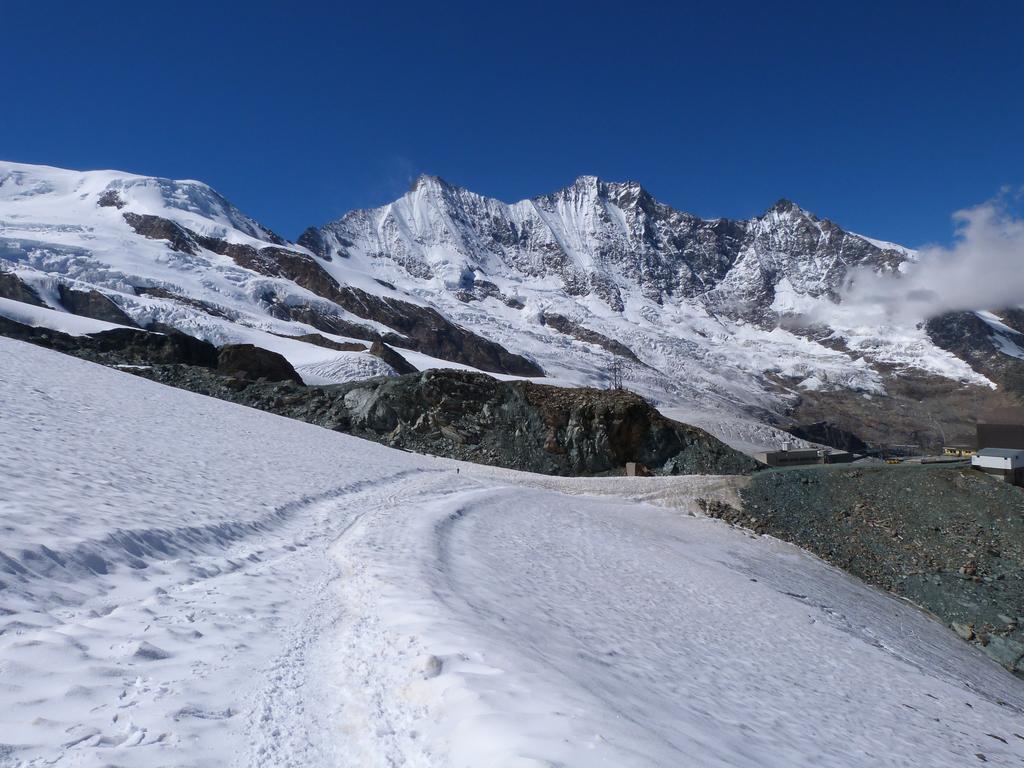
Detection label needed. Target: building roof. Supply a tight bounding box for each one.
[976,447,1024,458]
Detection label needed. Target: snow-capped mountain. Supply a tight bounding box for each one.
[302,174,905,321]
[2,160,1021,448]
[297,172,1024,444]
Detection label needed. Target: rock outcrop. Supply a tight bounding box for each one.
[927,311,1024,394]
[216,344,301,383]
[368,340,416,375]
[0,271,45,306]
[324,370,759,475]
[131,366,760,477]
[56,285,138,327]
[0,315,218,367]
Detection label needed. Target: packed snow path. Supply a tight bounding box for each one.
[2,338,1024,767]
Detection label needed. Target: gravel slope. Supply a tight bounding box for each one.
[720,463,1024,677]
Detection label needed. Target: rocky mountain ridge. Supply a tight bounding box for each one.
[302,174,907,323]
[2,160,1022,451]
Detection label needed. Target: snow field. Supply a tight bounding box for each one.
[2,337,1024,767]
[334,482,1024,767]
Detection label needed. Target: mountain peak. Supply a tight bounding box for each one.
[770,198,799,213]
[410,173,452,193]
[563,175,602,194]
[553,176,651,203]
[763,198,817,219]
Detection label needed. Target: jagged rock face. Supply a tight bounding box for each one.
[926,312,1024,393]
[305,176,907,321]
[130,366,759,476]
[707,203,905,320]
[325,370,761,476]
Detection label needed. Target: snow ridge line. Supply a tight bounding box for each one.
[0,467,439,597]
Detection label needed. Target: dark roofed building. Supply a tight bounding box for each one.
[977,423,1024,451]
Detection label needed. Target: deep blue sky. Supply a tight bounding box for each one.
[3,1,1022,245]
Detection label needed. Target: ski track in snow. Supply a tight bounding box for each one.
[3,337,1024,767]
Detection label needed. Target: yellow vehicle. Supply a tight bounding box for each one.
[942,446,975,458]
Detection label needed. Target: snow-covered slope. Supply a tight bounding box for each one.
[0,160,1006,450]
[3,338,1024,766]
[302,174,992,409]
[0,295,131,335]
[0,162,414,385]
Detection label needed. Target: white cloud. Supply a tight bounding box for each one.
[837,192,1024,324]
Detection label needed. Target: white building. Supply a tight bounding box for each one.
[971,448,1024,485]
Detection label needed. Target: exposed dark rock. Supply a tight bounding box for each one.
[220,242,339,297]
[274,333,366,352]
[216,344,302,384]
[927,311,1024,394]
[787,421,868,453]
[540,312,641,362]
[134,286,235,320]
[726,463,1024,678]
[270,275,543,376]
[0,271,45,306]
[265,303,388,343]
[129,366,759,477]
[296,226,331,259]
[783,367,1024,453]
[57,284,138,326]
[0,314,217,367]
[124,210,542,377]
[123,212,199,254]
[88,328,217,366]
[997,309,1024,336]
[324,286,543,377]
[368,340,416,375]
[96,190,125,208]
